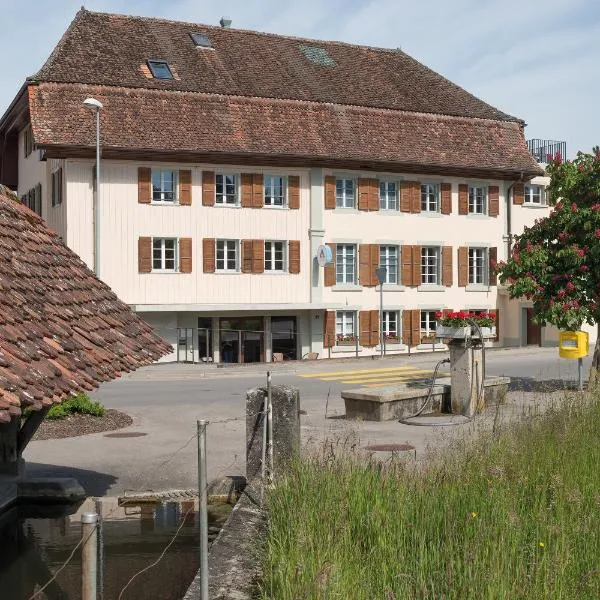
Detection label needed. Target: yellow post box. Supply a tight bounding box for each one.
[559,330,589,359]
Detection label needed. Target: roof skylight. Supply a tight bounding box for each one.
[299,45,336,67]
[147,59,173,80]
[190,32,212,48]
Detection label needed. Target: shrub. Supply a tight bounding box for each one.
[47,393,106,420]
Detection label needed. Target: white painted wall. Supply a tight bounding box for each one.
[17,127,46,211]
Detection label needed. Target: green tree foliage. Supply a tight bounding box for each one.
[497,148,600,376]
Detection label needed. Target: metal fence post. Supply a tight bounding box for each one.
[94,498,104,600]
[197,420,209,600]
[267,372,273,484]
[81,512,98,600]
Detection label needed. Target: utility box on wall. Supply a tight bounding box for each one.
[559,330,588,359]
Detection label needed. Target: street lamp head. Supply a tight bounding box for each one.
[83,97,103,110]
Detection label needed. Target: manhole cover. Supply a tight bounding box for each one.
[104,432,148,438]
[364,443,415,452]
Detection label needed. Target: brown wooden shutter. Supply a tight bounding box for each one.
[442,246,452,287]
[241,173,253,207]
[179,238,192,273]
[488,185,499,217]
[179,170,192,205]
[252,239,264,273]
[252,174,264,208]
[458,246,468,287]
[288,176,300,209]
[441,183,452,215]
[369,179,379,211]
[138,237,152,273]
[489,247,497,286]
[513,183,524,205]
[323,311,336,347]
[458,184,468,215]
[241,240,253,273]
[401,245,414,286]
[324,244,336,286]
[358,178,370,211]
[400,181,412,212]
[288,240,300,274]
[412,245,421,286]
[410,181,421,213]
[138,168,151,204]
[202,171,215,206]
[203,238,215,273]
[411,310,421,346]
[324,176,336,209]
[370,245,380,286]
[359,244,374,286]
[359,311,372,346]
[370,310,380,346]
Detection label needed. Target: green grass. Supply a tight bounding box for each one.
[260,394,600,599]
[46,393,106,420]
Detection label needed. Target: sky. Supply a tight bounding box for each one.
[0,0,598,157]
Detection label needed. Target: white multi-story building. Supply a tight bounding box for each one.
[1,9,569,363]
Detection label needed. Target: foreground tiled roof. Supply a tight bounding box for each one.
[35,9,516,123]
[0,187,170,422]
[29,83,543,178]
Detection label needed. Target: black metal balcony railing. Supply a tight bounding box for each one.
[527,139,567,164]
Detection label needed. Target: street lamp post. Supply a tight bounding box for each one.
[83,98,103,277]
[375,266,387,358]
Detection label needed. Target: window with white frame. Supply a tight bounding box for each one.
[421,247,440,284]
[336,178,355,208]
[152,238,177,271]
[421,183,439,212]
[152,169,177,203]
[383,310,399,341]
[379,180,398,210]
[379,245,399,284]
[420,310,439,341]
[468,247,488,285]
[265,241,285,271]
[335,244,357,284]
[264,175,286,207]
[216,240,239,271]
[468,185,487,214]
[335,311,356,343]
[215,174,238,205]
[524,185,544,205]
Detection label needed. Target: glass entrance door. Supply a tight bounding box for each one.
[177,328,195,362]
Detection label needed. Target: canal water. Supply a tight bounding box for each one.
[0,497,232,600]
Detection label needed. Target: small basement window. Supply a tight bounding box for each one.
[147,59,174,80]
[299,45,336,67]
[190,32,212,48]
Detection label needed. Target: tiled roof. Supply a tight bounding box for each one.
[0,186,170,423]
[33,9,517,123]
[29,83,543,177]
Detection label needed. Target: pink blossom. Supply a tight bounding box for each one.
[572,300,580,308]
[576,248,585,258]
[578,164,585,172]
[558,232,568,242]
[558,289,566,298]
[566,281,575,291]
[595,228,600,239]
[572,203,578,212]
[579,265,589,272]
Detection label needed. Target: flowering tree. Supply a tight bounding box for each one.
[497,148,600,381]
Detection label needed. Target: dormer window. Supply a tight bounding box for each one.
[147,59,173,80]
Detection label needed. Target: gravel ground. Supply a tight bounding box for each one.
[33,409,132,440]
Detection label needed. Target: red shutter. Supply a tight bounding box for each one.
[202,171,215,206]
[138,168,151,204]
[179,238,192,273]
[252,239,264,273]
[359,244,373,286]
[241,174,253,207]
[324,176,336,209]
[138,237,152,272]
[323,311,336,347]
[252,174,264,208]
[458,184,468,215]
[324,244,336,286]
[401,245,413,287]
[442,246,452,287]
[400,181,412,212]
[370,245,380,286]
[179,170,192,205]
[359,311,372,346]
[358,178,370,211]
[288,240,300,274]
[241,240,253,273]
[203,238,215,273]
[288,176,300,209]
[488,185,499,217]
[441,183,451,215]
[370,310,380,346]
[411,310,421,346]
[513,183,524,205]
[410,181,421,213]
[458,247,468,287]
[489,247,498,286]
[368,179,379,211]
[411,245,421,286]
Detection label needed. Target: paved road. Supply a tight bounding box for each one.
[24,347,592,497]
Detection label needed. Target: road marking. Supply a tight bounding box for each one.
[300,366,435,378]
[339,372,439,385]
[322,368,434,381]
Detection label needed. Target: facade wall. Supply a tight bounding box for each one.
[17,127,46,212]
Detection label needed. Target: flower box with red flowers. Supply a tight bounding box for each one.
[435,311,496,339]
[336,334,358,346]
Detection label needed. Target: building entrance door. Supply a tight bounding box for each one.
[197,317,213,362]
[271,316,297,360]
[219,317,264,363]
[177,328,195,362]
[525,308,541,346]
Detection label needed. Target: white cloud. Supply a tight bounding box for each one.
[1,0,598,155]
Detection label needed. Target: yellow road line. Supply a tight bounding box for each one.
[340,373,438,385]
[300,366,435,379]
[319,369,437,382]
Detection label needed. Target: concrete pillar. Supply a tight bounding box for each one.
[211,316,220,363]
[246,385,300,481]
[449,342,484,417]
[264,316,272,363]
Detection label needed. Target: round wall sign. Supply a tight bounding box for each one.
[316,244,333,267]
